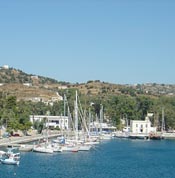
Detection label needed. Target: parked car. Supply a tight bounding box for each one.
[11,133,20,137]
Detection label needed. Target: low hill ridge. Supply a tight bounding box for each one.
[0,66,59,85]
[0,65,175,102]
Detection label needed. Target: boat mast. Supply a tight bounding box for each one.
[75,90,78,141]
[63,94,66,133]
[100,104,103,135]
[161,107,165,133]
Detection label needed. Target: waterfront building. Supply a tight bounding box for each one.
[89,121,116,133]
[130,113,156,134]
[29,115,69,130]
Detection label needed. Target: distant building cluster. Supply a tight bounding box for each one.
[18,94,63,105]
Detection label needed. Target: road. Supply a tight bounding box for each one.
[0,132,60,147]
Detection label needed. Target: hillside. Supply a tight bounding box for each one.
[0,65,175,102]
[0,66,59,85]
[70,80,175,97]
[0,66,66,102]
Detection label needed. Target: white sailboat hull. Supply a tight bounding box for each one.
[33,145,53,154]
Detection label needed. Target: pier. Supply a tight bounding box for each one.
[0,132,61,147]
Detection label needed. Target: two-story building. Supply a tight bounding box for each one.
[29,115,69,130]
[129,113,157,139]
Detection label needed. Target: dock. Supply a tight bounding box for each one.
[0,132,60,147]
[162,132,175,139]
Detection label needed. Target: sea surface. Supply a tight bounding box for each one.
[1,139,175,178]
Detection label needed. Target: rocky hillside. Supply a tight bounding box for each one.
[0,66,59,85]
[0,65,175,102]
[0,66,66,102]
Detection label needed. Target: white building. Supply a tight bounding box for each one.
[23,83,32,87]
[3,65,9,69]
[31,75,38,80]
[89,121,116,132]
[29,115,69,130]
[130,113,156,134]
[58,86,68,89]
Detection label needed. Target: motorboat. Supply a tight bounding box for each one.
[0,156,19,165]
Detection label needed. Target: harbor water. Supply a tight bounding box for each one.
[1,139,175,178]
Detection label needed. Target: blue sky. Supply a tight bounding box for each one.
[0,0,174,84]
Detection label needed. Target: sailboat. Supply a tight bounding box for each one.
[62,91,93,151]
[33,138,54,154]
